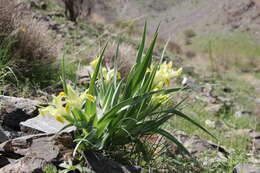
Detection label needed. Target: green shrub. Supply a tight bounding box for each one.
[40,24,213,161]
[184,29,196,38]
[43,164,58,173]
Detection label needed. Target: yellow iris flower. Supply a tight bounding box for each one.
[55,114,65,123]
[85,93,95,102]
[90,57,99,69]
[90,57,121,83]
[39,84,96,123]
[152,62,182,89]
[152,94,170,103]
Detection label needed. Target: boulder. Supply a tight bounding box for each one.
[227,130,260,156]
[0,133,74,172]
[0,96,40,141]
[0,133,141,173]
[83,150,142,173]
[233,163,260,173]
[0,96,39,131]
[166,130,229,165]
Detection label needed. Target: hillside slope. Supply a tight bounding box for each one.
[89,0,260,40]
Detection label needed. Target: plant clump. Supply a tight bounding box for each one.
[39,24,213,168]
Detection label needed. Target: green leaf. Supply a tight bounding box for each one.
[129,114,172,135]
[113,40,120,86]
[61,54,68,94]
[89,42,108,94]
[156,128,191,156]
[135,138,151,161]
[153,108,216,140]
[99,88,183,123]
[126,31,158,97]
[86,42,108,116]
[110,81,123,107]
[136,22,147,64]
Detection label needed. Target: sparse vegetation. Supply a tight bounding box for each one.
[184,29,196,38]
[191,32,260,72]
[0,0,260,172]
[0,0,59,89]
[39,26,214,172]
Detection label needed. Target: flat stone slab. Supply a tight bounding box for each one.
[0,95,39,113]
[20,115,75,134]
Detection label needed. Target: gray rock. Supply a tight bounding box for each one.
[0,133,74,172]
[235,110,252,118]
[227,130,260,155]
[227,129,253,136]
[84,150,142,173]
[20,115,76,134]
[217,96,233,104]
[0,127,8,143]
[205,119,229,130]
[254,139,260,152]
[255,98,260,104]
[233,163,260,173]
[167,130,229,165]
[181,77,202,92]
[205,104,223,116]
[0,96,39,114]
[0,96,39,131]
[249,131,260,139]
[0,157,47,173]
[0,133,141,173]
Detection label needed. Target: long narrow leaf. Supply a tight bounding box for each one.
[136,22,147,64]
[156,128,190,156]
[152,108,216,140]
[124,25,158,98]
[89,43,108,94]
[61,54,68,94]
[86,43,108,115]
[130,32,158,94]
[113,40,120,86]
[99,88,184,123]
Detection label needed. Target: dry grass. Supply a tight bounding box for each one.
[0,1,14,36]
[0,0,57,73]
[104,41,136,77]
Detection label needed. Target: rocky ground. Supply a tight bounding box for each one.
[0,0,260,172]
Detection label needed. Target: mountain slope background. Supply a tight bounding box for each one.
[1,0,260,172]
[81,0,260,39]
